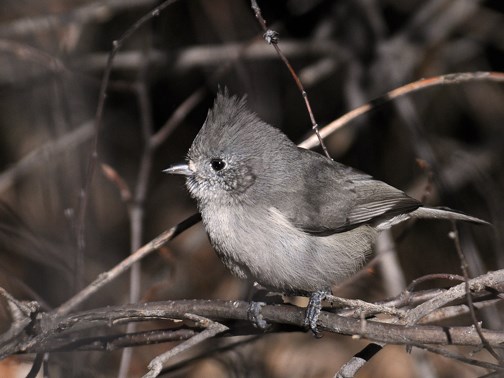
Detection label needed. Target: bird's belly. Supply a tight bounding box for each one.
[201,206,376,293]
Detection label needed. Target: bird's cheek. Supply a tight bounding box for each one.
[235,172,256,193]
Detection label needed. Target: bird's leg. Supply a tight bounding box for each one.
[304,289,329,337]
[246,282,277,330]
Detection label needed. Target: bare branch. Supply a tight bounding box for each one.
[299,71,504,149]
[450,222,504,365]
[3,292,504,357]
[0,287,39,356]
[250,0,331,159]
[0,121,93,193]
[405,270,504,325]
[326,294,405,318]
[54,213,201,316]
[143,314,228,378]
[0,0,157,38]
[75,0,181,255]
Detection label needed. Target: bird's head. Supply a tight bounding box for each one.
[165,91,297,207]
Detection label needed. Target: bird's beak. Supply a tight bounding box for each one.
[163,163,193,176]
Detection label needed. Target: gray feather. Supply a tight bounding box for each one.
[408,207,489,225]
[275,147,421,235]
[168,91,490,296]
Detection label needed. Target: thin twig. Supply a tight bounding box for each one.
[54,213,201,316]
[142,314,229,378]
[326,294,405,318]
[0,287,38,323]
[0,121,94,193]
[73,40,345,73]
[416,345,504,376]
[449,222,504,365]
[406,273,465,292]
[75,0,181,267]
[419,298,502,324]
[0,0,157,38]
[0,287,39,345]
[250,0,331,159]
[77,329,197,351]
[118,52,155,378]
[101,164,133,203]
[299,71,504,149]
[0,39,67,75]
[150,87,207,149]
[419,344,503,373]
[335,289,445,319]
[29,328,198,353]
[404,271,504,325]
[158,335,262,375]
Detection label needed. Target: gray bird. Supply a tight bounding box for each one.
[165,91,488,334]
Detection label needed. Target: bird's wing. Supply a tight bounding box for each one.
[275,148,421,235]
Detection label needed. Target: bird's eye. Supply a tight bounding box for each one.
[210,158,226,171]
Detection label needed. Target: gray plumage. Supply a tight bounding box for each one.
[166,92,488,295]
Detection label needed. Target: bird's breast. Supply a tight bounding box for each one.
[200,204,376,292]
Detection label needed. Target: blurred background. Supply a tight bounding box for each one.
[0,0,503,376]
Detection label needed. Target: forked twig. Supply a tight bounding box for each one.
[250,0,331,159]
[143,314,228,378]
[449,222,504,366]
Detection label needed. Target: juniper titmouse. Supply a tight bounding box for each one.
[165,91,488,334]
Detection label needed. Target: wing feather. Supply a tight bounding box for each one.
[273,148,421,235]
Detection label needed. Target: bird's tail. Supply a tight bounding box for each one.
[409,207,490,225]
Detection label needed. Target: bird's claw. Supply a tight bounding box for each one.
[303,290,328,337]
[247,301,269,330]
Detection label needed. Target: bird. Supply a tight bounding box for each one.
[165,90,488,335]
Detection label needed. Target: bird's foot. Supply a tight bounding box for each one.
[303,290,329,337]
[247,301,269,330]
